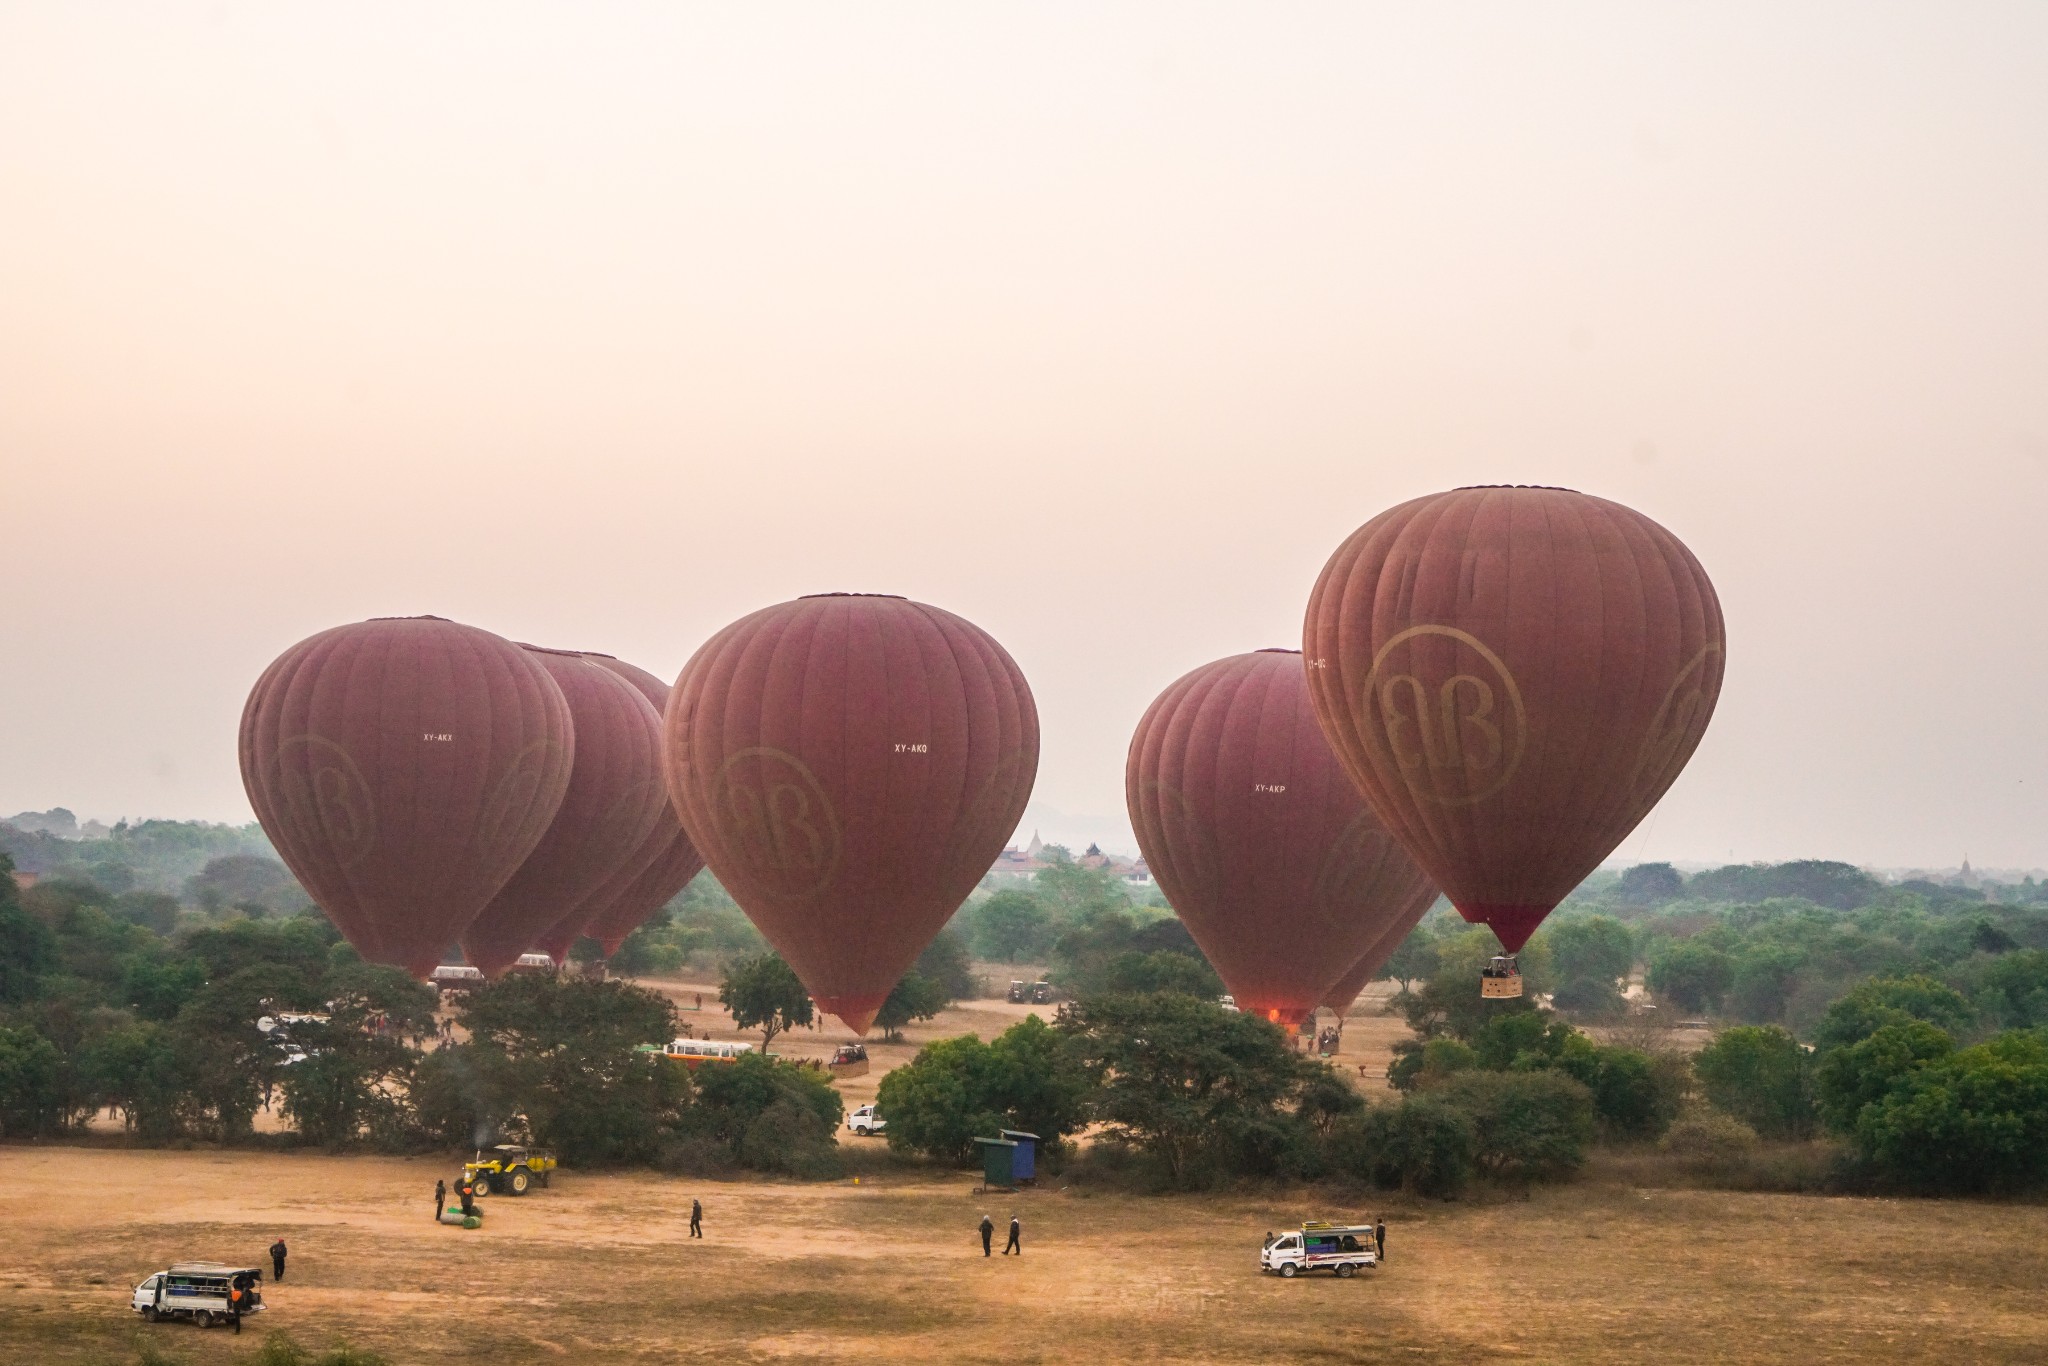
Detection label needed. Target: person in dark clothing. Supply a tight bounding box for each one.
[978,1214,994,1256]
[269,1238,288,1281]
[227,1282,244,1333]
[458,1179,476,1217]
[1003,1215,1021,1255]
[435,1179,447,1221]
[689,1199,703,1238]
[1374,1220,1386,1260]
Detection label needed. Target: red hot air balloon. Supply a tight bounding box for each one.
[239,617,575,977]
[665,594,1038,1034]
[460,648,670,977]
[533,654,705,962]
[1305,486,1725,954]
[1127,649,1438,1029]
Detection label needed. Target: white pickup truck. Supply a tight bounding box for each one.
[132,1263,266,1325]
[1260,1223,1378,1278]
[846,1105,887,1136]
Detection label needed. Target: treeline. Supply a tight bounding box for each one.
[954,847,1223,999]
[1,814,299,910]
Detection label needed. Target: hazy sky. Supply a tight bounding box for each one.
[4,4,2045,868]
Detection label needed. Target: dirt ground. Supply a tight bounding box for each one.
[17,980,2048,1364]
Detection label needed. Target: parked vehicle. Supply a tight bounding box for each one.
[827,1043,870,1077]
[509,953,556,974]
[654,1037,755,1068]
[430,964,485,996]
[1029,981,1053,1004]
[1218,995,1239,1013]
[1007,980,1028,1003]
[846,1104,887,1136]
[131,1263,265,1325]
[464,1144,556,1196]
[1260,1223,1378,1279]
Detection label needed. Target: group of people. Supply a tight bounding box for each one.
[219,1240,289,1335]
[977,1213,1023,1255]
[434,1175,479,1221]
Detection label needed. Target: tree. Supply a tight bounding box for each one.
[876,1015,1094,1166]
[1098,949,1223,999]
[1854,1029,2048,1194]
[1811,975,1975,1053]
[1617,862,1684,907]
[1337,1095,1474,1196]
[1963,950,2048,1030]
[1437,1069,1595,1179]
[1813,1019,1953,1136]
[1691,1025,1815,1139]
[1379,921,1442,991]
[720,953,815,1048]
[1726,945,1803,1025]
[1648,940,1734,1015]
[873,971,949,1041]
[1058,992,1317,1186]
[169,962,318,1140]
[967,890,1056,962]
[1540,917,1633,1019]
[686,1051,844,1176]
[184,854,306,916]
[452,975,688,1166]
[0,859,56,1004]
[913,928,977,1000]
[0,1025,64,1138]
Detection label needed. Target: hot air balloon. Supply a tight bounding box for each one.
[665,594,1038,1033]
[1304,486,1724,985]
[1127,649,1437,1029]
[239,617,575,977]
[532,654,705,962]
[460,647,670,976]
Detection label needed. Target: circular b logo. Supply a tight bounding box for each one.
[709,747,843,901]
[274,735,377,868]
[1357,625,1527,807]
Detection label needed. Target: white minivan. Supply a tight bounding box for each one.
[132,1263,265,1325]
[846,1105,887,1136]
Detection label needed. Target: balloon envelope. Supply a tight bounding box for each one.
[534,654,705,961]
[461,648,670,976]
[665,594,1038,1033]
[1127,649,1438,1029]
[239,617,574,977]
[1304,486,1724,952]
[1320,903,1434,1015]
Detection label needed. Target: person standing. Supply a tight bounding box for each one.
[434,1179,447,1221]
[1374,1219,1386,1261]
[227,1280,244,1334]
[689,1199,703,1238]
[1003,1215,1022,1255]
[269,1238,288,1281]
[978,1213,994,1256]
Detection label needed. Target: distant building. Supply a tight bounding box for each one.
[987,833,1151,885]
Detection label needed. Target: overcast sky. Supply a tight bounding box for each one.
[4,4,2044,868]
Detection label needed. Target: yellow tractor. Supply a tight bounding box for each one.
[464,1144,556,1196]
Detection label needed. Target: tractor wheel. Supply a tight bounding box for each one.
[471,1174,491,1196]
[508,1168,531,1195]
[1279,1263,1299,1279]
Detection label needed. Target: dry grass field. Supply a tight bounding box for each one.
[12,981,2048,1365]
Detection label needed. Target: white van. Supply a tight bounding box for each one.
[132,1263,265,1324]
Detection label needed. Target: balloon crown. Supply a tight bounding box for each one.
[1256,648,1302,655]
[801,592,908,600]
[1454,484,1580,492]
[515,644,594,658]
[369,615,452,621]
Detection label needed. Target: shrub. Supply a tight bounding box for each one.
[1691,1025,1816,1139]
[1438,1069,1595,1179]
[1335,1095,1475,1196]
[1813,1019,1953,1136]
[1659,1106,1759,1162]
[1853,1029,2048,1194]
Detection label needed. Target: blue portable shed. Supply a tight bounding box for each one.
[1000,1129,1040,1184]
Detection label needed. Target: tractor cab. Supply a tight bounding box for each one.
[1480,954,1523,999]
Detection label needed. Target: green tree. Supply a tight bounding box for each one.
[0,860,56,1003]
[912,928,977,1000]
[1963,950,2048,1030]
[1691,1025,1815,1139]
[877,1015,1093,1165]
[0,1025,64,1138]
[1545,917,1633,997]
[1058,992,1316,1186]
[1648,940,1734,1015]
[720,953,815,1047]
[452,975,688,1166]
[1617,862,1684,907]
[873,971,949,1042]
[967,890,1057,962]
[1854,1029,2048,1194]
[1811,975,1975,1053]
[1813,1019,1953,1136]
[686,1051,844,1177]
[1336,1094,1474,1196]
[1437,1069,1595,1179]
[1379,921,1442,991]
[1548,1034,1684,1141]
